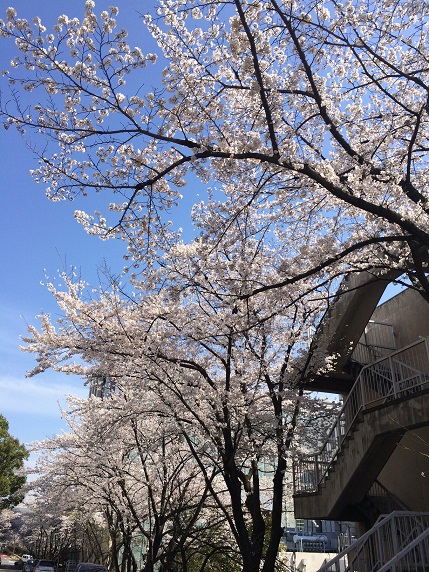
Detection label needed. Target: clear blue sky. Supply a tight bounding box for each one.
[0,0,167,454]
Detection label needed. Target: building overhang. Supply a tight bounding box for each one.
[306,269,402,394]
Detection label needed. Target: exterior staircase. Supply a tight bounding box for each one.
[293,337,429,521]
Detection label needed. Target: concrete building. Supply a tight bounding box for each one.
[293,278,429,570]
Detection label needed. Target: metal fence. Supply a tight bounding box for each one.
[351,321,396,365]
[294,337,429,495]
[318,511,429,572]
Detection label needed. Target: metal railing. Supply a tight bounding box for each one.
[351,321,396,365]
[378,526,429,571]
[318,511,429,572]
[294,337,429,495]
[366,479,409,515]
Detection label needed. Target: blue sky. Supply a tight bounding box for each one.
[0,0,165,454]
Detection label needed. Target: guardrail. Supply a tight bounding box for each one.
[378,526,429,571]
[318,511,429,572]
[351,321,396,365]
[294,337,429,495]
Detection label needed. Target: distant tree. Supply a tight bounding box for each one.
[18,494,110,565]
[0,508,21,550]
[0,414,28,509]
[28,392,236,572]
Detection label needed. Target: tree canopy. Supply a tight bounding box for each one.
[0,414,28,509]
[1,0,429,296]
[2,1,429,570]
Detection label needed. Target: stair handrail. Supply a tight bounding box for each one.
[351,320,396,365]
[376,526,429,572]
[294,337,429,494]
[317,511,429,572]
[368,478,410,512]
[317,511,392,572]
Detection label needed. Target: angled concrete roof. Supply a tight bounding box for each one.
[307,270,401,393]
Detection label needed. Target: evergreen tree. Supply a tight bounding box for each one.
[0,414,28,509]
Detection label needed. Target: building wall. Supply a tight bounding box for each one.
[378,426,429,512]
[372,288,429,350]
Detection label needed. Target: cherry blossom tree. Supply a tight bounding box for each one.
[21,208,338,572]
[15,480,114,565]
[27,431,133,570]
[3,0,424,569]
[27,391,239,572]
[1,0,429,296]
[0,508,22,551]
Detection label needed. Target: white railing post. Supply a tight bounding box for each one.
[315,454,320,488]
[391,513,399,563]
[359,373,366,410]
[336,420,342,449]
[388,355,398,398]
